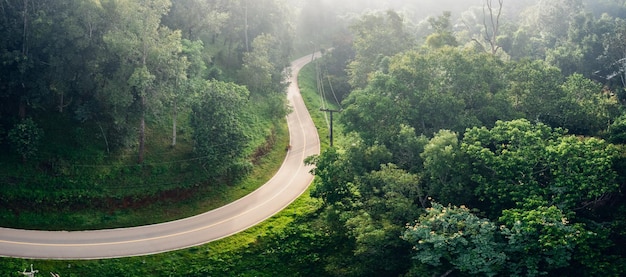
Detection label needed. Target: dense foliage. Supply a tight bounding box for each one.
[304,1,626,276]
[0,0,294,227]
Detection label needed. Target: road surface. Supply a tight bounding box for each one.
[0,54,321,260]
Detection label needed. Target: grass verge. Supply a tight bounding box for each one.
[297,62,342,149]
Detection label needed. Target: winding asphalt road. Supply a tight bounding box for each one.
[0,54,321,260]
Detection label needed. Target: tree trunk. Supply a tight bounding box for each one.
[439,269,454,277]
[18,98,27,119]
[97,121,110,154]
[483,0,503,55]
[137,104,146,164]
[171,100,177,147]
[21,0,28,56]
[138,45,148,164]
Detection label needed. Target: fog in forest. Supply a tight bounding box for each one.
[292,0,626,49]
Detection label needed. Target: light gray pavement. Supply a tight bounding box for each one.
[0,54,321,260]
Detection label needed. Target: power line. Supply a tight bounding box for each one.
[326,73,342,109]
[315,56,329,127]
[312,49,342,147]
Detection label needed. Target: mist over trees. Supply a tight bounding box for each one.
[299,0,626,275]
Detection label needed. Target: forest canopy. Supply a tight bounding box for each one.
[303,0,626,275]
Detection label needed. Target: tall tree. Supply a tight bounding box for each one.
[218,0,293,70]
[162,0,229,40]
[598,17,626,97]
[343,48,512,138]
[506,59,563,124]
[420,130,472,205]
[347,10,415,89]
[519,0,584,53]
[556,74,619,135]
[425,11,459,49]
[190,80,251,179]
[239,33,281,94]
[0,0,55,119]
[476,0,504,55]
[102,0,186,163]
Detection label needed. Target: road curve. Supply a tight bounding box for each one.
[0,54,321,260]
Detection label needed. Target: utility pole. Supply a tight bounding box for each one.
[309,41,316,62]
[320,108,341,147]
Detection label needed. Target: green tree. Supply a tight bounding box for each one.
[461,119,619,215]
[0,1,75,119]
[347,10,415,89]
[308,145,423,275]
[425,11,459,49]
[556,73,619,136]
[341,47,519,152]
[239,33,281,94]
[598,16,626,98]
[162,0,228,40]
[415,48,510,128]
[499,201,585,276]
[217,0,292,70]
[357,164,424,224]
[404,200,609,277]
[307,147,354,206]
[167,39,206,147]
[101,0,187,163]
[307,142,388,207]
[545,12,604,77]
[420,130,472,205]
[341,77,409,146]
[545,135,618,210]
[511,0,583,59]
[190,80,251,179]
[340,86,428,173]
[608,114,626,144]
[7,117,43,162]
[506,59,564,125]
[403,202,506,277]
[350,48,512,136]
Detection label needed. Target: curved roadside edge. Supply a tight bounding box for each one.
[0,53,321,260]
